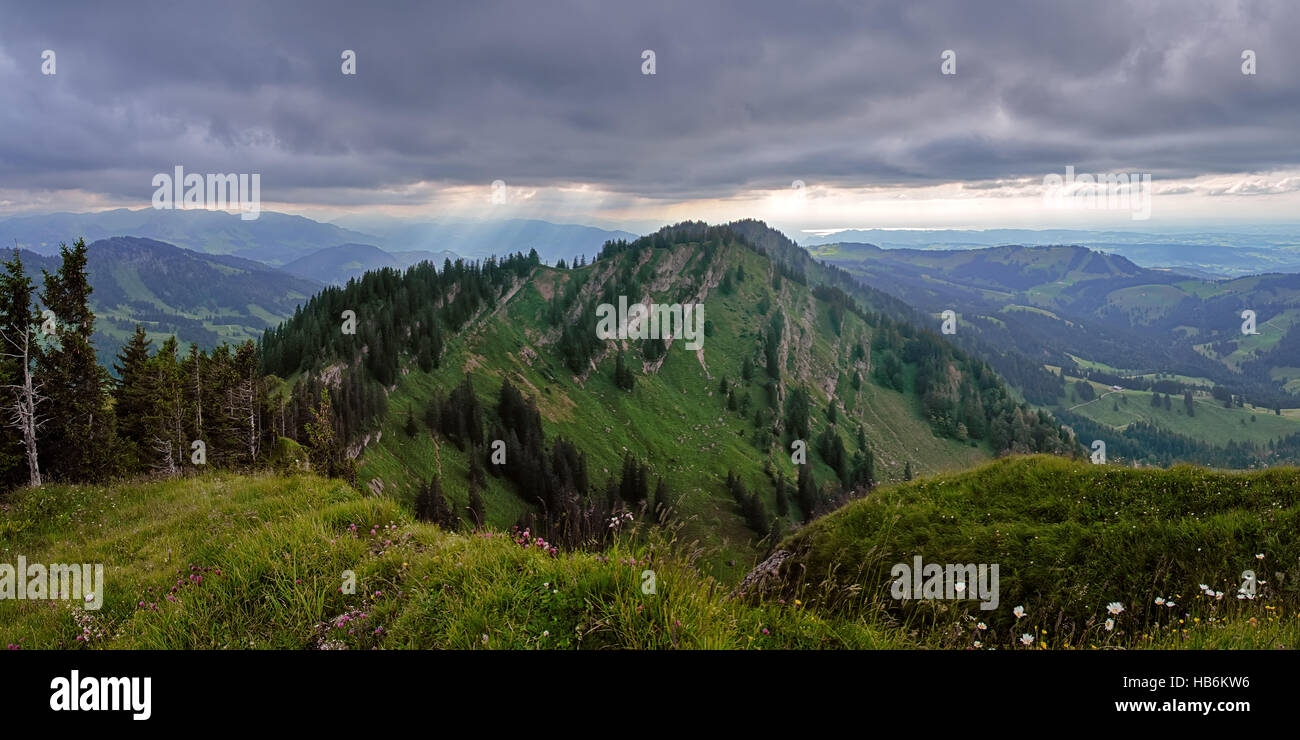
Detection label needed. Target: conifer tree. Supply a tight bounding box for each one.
[796,462,818,521]
[113,325,153,471]
[144,337,186,474]
[467,478,485,528]
[306,388,341,475]
[37,239,114,481]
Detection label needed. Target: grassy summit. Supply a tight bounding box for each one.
[771,455,1300,648]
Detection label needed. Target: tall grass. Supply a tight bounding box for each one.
[774,455,1300,648]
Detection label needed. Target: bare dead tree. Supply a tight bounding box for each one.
[149,436,178,476]
[0,324,47,486]
[233,354,260,465]
[190,352,203,438]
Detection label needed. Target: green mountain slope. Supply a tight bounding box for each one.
[261,221,1078,580]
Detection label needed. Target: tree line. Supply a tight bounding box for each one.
[0,242,298,491]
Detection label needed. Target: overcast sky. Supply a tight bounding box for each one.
[2,0,1299,234]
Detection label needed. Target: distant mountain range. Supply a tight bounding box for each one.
[799,227,1300,277]
[279,243,459,285]
[329,216,638,264]
[1,208,377,265]
[0,209,638,268]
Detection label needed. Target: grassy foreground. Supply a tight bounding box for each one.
[0,472,892,649]
[2,458,1297,649]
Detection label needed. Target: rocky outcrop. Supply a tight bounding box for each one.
[733,549,794,598]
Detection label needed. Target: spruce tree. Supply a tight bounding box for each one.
[37,239,113,481]
[113,325,153,471]
[652,477,669,522]
[404,404,418,437]
[796,462,818,521]
[305,388,340,475]
[467,478,485,528]
[143,337,186,474]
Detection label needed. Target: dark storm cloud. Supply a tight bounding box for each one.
[0,0,1297,206]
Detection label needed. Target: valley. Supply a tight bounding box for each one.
[810,240,1300,466]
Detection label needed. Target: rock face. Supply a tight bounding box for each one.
[733,549,794,598]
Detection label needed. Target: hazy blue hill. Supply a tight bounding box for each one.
[281,243,460,284]
[1,209,638,268]
[1,208,381,265]
[800,227,1300,277]
[332,217,639,264]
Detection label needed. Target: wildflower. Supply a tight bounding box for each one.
[1019,633,1034,646]
[1106,602,1124,615]
[1256,553,1264,560]
[481,634,489,644]
[1013,605,1026,619]
[542,630,550,637]
[976,622,987,631]
[973,641,983,648]
[1105,618,1115,631]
